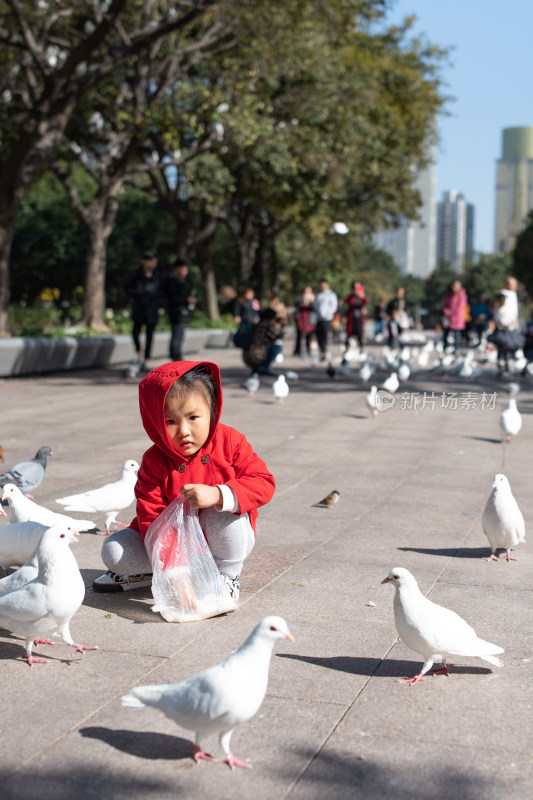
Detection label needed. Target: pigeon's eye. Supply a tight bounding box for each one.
[270,625,278,632]
[393,574,399,580]
[60,534,66,538]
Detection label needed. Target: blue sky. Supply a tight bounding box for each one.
[384,0,533,254]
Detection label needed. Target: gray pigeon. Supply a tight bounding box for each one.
[122,616,293,769]
[0,446,53,497]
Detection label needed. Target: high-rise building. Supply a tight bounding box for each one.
[494,126,533,253]
[436,190,475,271]
[373,146,437,278]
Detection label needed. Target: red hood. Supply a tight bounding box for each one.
[138,360,223,462]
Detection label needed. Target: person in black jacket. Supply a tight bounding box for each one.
[126,250,164,370]
[165,258,197,361]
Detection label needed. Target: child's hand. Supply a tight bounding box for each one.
[180,484,222,509]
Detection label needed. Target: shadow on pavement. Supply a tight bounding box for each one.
[398,546,487,559]
[283,748,510,800]
[277,653,492,679]
[80,726,193,762]
[464,435,501,444]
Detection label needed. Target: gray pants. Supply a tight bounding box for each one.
[100,507,255,580]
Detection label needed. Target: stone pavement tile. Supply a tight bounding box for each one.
[285,735,529,800]
[0,649,162,778]
[1,694,343,800]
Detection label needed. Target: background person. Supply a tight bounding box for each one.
[126,250,164,371]
[442,279,468,353]
[165,258,197,362]
[344,281,368,349]
[314,279,338,360]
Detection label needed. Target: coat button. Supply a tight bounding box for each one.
[178,464,186,473]
[201,455,210,464]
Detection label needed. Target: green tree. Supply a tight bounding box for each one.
[513,211,533,297]
[0,0,228,332]
[423,262,457,326]
[463,254,511,305]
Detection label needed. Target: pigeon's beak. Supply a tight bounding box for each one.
[67,529,80,543]
[285,631,295,643]
[381,576,390,584]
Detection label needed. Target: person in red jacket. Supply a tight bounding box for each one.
[93,360,275,602]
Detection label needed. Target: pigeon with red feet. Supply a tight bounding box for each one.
[122,616,293,768]
[0,524,97,665]
[382,567,503,685]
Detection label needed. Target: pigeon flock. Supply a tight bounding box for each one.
[0,330,529,774]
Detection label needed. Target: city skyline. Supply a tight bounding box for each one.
[385,0,533,254]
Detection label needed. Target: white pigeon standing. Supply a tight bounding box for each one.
[122,616,293,769]
[243,374,260,398]
[457,350,475,378]
[382,567,504,685]
[397,362,410,382]
[2,483,96,532]
[55,459,139,533]
[382,372,399,394]
[365,385,378,418]
[272,374,289,403]
[416,350,430,368]
[358,362,372,383]
[0,524,97,665]
[506,382,520,397]
[481,474,526,561]
[0,523,75,596]
[500,398,522,442]
[0,520,48,572]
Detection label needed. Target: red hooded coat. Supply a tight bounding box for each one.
[130,360,275,540]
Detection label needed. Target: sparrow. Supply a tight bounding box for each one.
[313,490,340,509]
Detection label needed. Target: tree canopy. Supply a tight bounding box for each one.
[2,0,450,330]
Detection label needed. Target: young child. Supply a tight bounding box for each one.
[93,360,275,603]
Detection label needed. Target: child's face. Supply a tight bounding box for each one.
[164,391,212,457]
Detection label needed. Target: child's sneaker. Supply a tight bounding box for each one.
[92,570,152,593]
[221,574,240,603]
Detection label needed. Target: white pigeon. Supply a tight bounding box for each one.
[397,363,410,382]
[417,350,430,368]
[0,524,76,596]
[399,346,411,362]
[358,362,372,383]
[272,374,289,403]
[0,520,48,572]
[481,474,526,561]
[383,347,398,368]
[500,398,522,442]
[457,351,475,378]
[505,382,520,396]
[243,374,260,397]
[2,483,96,532]
[0,524,97,665]
[55,459,139,534]
[382,372,399,394]
[122,616,293,769]
[365,385,378,418]
[0,547,40,596]
[382,567,504,685]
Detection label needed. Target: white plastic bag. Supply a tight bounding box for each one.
[144,495,235,622]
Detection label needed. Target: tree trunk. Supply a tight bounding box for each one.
[196,234,220,321]
[0,199,21,335]
[254,221,274,300]
[81,197,119,329]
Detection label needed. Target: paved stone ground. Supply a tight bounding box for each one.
[0,342,532,800]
